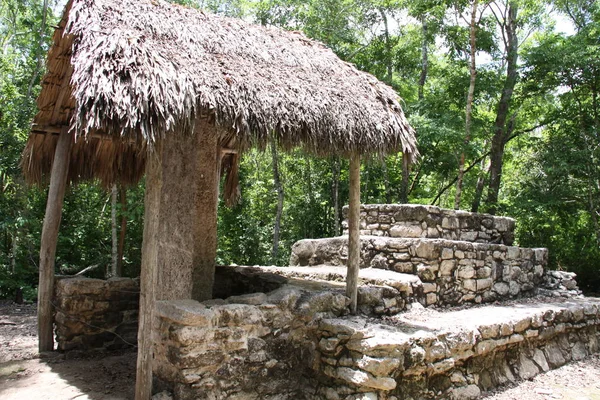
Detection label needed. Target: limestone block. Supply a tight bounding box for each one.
[335,367,397,390]
[544,342,567,368]
[461,231,478,242]
[155,300,215,327]
[476,267,492,279]
[493,282,509,296]
[379,214,392,224]
[499,323,514,336]
[369,254,389,269]
[415,241,439,259]
[392,252,411,261]
[356,355,401,376]
[450,384,480,400]
[513,318,531,333]
[494,217,514,232]
[390,225,422,238]
[440,260,456,276]
[442,217,459,229]
[393,262,414,274]
[426,293,438,306]
[518,353,539,380]
[463,279,477,292]
[358,286,384,306]
[532,348,549,372]
[226,293,267,305]
[457,266,475,279]
[571,342,588,361]
[479,324,499,339]
[506,247,520,260]
[319,337,341,353]
[422,283,437,294]
[417,265,436,282]
[427,228,440,238]
[509,281,520,296]
[477,278,493,292]
[441,248,454,260]
[475,340,496,355]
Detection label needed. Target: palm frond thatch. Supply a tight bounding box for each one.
[22,0,418,191]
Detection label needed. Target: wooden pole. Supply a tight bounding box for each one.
[346,153,361,314]
[116,186,127,277]
[134,149,162,400]
[37,128,72,352]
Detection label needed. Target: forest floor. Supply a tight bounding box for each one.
[1,301,600,399]
[0,300,135,400]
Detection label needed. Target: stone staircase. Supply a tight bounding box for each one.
[152,205,590,400]
[288,204,578,310]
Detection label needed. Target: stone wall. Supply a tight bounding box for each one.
[290,236,548,307]
[315,298,600,399]
[153,282,600,400]
[342,204,515,245]
[153,284,348,399]
[54,277,139,351]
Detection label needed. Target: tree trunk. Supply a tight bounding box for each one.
[38,128,72,352]
[418,17,428,101]
[399,154,410,203]
[117,186,127,277]
[111,184,118,277]
[471,154,488,212]
[486,2,519,215]
[455,0,479,210]
[271,140,284,263]
[379,8,393,83]
[346,153,361,314]
[382,158,392,203]
[135,118,219,400]
[331,157,340,235]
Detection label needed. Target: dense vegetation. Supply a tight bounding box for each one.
[1,0,599,300]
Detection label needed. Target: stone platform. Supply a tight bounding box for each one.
[290,236,549,307]
[317,297,600,399]
[152,268,600,400]
[343,204,515,245]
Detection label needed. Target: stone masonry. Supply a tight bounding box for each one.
[342,204,515,245]
[53,204,592,400]
[291,236,549,307]
[54,276,139,351]
[151,266,600,400]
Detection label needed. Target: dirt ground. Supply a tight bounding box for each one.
[2,301,600,400]
[0,301,136,400]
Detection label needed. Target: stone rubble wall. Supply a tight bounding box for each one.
[153,285,349,400]
[153,287,600,400]
[342,204,516,245]
[315,299,600,400]
[539,270,581,297]
[54,277,139,351]
[290,236,548,307]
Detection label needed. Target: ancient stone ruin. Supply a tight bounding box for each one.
[54,205,594,400]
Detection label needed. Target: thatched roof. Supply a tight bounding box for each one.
[22,0,418,190]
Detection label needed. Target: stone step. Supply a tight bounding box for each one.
[253,265,423,315]
[343,204,516,245]
[317,297,600,399]
[290,236,550,307]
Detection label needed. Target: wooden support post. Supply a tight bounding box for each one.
[346,153,361,314]
[135,118,220,400]
[37,128,72,352]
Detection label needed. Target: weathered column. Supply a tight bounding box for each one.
[346,153,361,314]
[38,128,72,352]
[135,118,219,400]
